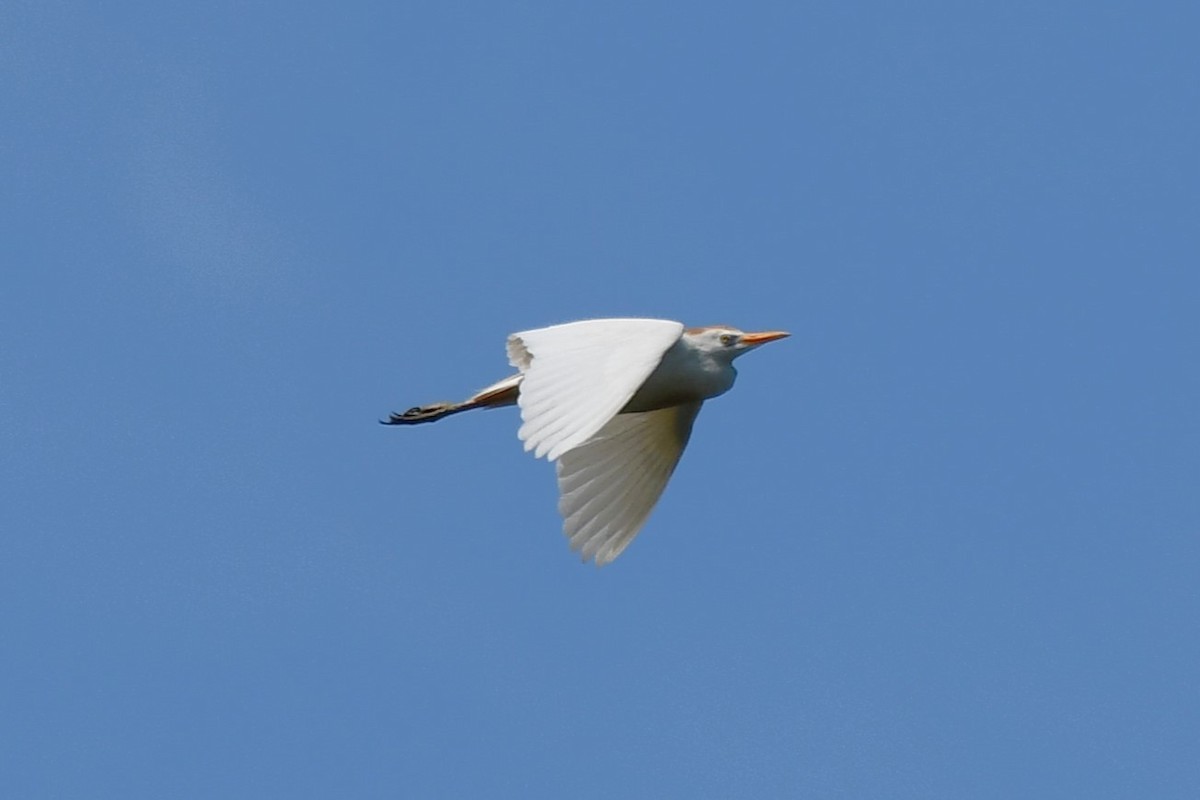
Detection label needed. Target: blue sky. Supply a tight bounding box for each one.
[3,2,1198,797]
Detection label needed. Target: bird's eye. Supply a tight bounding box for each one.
[719,333,736,346]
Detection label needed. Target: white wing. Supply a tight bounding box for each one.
[507,318,684,461]
[555,401,702,565]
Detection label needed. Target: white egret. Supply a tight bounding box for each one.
[384,318,789,565]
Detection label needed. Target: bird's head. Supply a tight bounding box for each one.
[684,325,790,362]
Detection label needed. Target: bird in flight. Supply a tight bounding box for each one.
[383,318,789,565]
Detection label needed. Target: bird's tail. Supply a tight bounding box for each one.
[381,373,522,426]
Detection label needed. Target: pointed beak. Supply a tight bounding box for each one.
[740,330,790,347]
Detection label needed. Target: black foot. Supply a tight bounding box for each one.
[380,403,457,425]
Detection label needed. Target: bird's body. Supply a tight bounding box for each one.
[385,318,788,565]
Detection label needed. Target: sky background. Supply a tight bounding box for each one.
[3,2,1198,797]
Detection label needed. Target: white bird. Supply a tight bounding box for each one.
[384,318,789,565]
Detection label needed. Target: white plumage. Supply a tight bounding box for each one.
[556,402,701,564]
[385,317,789,565]
[506,319,684,461]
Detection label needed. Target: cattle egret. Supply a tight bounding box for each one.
[383,318,789,565]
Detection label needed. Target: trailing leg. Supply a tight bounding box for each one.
[381,374,522,425]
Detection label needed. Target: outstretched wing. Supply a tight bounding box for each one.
[555,401,702,565]
[507,318,684,461]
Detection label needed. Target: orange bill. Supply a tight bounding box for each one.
[740,330,790,346]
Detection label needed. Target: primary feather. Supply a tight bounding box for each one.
[555,401,701,564]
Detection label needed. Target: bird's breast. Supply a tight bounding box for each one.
[621,341,736,413]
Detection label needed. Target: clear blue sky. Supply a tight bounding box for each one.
[3,2,1198,797]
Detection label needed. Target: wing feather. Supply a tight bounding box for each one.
[507,318,684,461]
[554,402,702,565]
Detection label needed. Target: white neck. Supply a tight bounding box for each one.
[623,335,737,412]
